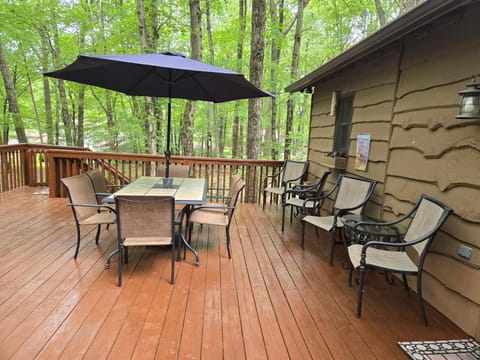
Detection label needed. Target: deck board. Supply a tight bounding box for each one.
[0,187,469,359]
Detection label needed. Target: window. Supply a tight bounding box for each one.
[332,94,354,156]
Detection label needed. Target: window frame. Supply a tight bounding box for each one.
[332,93,355,157]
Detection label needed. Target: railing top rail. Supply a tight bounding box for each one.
[0,144,89,152]
[46,149,283,167]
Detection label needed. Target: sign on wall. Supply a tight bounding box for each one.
[355,134,371,171]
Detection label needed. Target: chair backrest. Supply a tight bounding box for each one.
[115,195,175,242]
[226,178,246,222]
[157,164,191,178]
[226,173,242,199]
[403,195,452,262]
[282,160,308,185]
[86,169,109,194]
[61,174,99,221]
[334,175,376,215]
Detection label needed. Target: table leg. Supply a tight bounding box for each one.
[105,248,119,269]
[181,233,200,267]
[176,205,200,267]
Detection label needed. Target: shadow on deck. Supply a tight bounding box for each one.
[0,187,467,359]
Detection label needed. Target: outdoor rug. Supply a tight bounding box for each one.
[398,339,480,359]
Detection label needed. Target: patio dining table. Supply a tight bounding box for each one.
[104,176,208,267]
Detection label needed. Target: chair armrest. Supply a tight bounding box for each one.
[106,184,124,189]
[358,237,418,262]
[284,174,306,187]
[191,204,231,212]
[353,216,407,232]
[288,182,316,193]
[286,187,309,196]
[301,196,327,214]
[188,204,238,219]
[206,194,232,201]
[67,203,117,215]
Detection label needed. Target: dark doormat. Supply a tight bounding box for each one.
[398,339,480,359]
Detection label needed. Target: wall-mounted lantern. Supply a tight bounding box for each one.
[457,78,480,119]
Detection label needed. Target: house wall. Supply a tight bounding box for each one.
[307,4,480,338]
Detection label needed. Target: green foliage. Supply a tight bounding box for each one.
[0,0,404,156]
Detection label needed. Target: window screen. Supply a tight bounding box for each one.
[332,94,354,156]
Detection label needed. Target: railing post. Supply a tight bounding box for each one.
[246,166,257,203]
[47,152,60,197]
[24,148,33,186]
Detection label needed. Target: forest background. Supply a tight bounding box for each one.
[0,0,422,161]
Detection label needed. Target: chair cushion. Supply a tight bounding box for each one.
[79,211,116,225]
[302,215,343,231]
[124,236,172,246]
[189,210,228,227]
[285,197,316,208]
[348,244,418,272]
[264,186,285,195]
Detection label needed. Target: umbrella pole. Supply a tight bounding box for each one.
[165,98,171,179]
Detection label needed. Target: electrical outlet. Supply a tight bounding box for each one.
[457,244,472,260]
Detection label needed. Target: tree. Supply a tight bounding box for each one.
[0,36,27,144]
[180,0,202,156]
[266,0,284,160]
[247,0,266,161]
[284,0,309,160]
[39,25,54,144]
[0,0,409,155]
[137,0,158,154]
[232,0,247,158]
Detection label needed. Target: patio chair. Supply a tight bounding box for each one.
[86,168,122,207]
[187,177,245,258]
[115,195,176,286]
[301,174,376,265]
[281,170,331,232]
[61,173,117,259]
[263,160,308,209]
[157,164,192,178]
[347,194,452,325]
[200,173,243,213]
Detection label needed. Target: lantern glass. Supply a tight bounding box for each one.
[457,79,480,119]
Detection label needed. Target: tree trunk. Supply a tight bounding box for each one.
[247,0,266,161]
[181,101,195,155]
[284,0,307,160]
[232,0,247,158]
[267,0,284,160]
[1,98,9,144]
[23,53,43,144]
[50,20,73,146]
[206,0,221,157]
[0,37,27,144]
[137,0,157,154]
[180,0,202,156]
[246,0,266,202]
[77,88,85,147]
[39,27,54,144]
[374,0,387,26]
[76,22,87,148]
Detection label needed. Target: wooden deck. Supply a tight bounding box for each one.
[0,187,467,359]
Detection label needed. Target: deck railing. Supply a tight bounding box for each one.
[0,144,284,204]
[0,144,88,193]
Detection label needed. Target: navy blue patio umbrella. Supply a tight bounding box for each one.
[45,52,273,177]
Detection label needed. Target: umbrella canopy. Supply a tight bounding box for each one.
[45,52,273,177]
